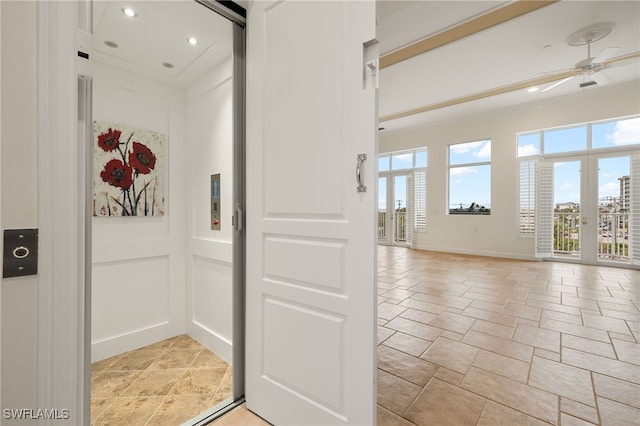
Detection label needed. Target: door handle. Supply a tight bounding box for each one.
[234,204,243,236]
[356,153,367,192]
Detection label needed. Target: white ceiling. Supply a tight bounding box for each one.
[377,0,640,131]
[91,1,639,126]
[92,0,233,88]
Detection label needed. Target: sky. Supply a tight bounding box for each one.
[553,157,630,206]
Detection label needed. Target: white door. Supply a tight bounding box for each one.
[538,152,638,265]
[245,1,377,425]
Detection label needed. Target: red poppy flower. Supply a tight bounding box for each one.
[100,159,133,189]
[128,142,156,174]
[97,128,121,152]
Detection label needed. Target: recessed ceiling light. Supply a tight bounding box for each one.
[104,40,119,48]
[122,7,137,18]
[187,37,199,46]
[528,87,539,93]
[162,62,174,69]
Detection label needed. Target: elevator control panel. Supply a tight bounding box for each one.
[211,174,221,230]
[3,229,38,278]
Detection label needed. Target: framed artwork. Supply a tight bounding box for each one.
[93,121,165,216]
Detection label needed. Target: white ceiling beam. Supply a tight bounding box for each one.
[380,0,558,70]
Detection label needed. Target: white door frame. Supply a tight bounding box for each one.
[542,150,637,266]
[37,2,88,423]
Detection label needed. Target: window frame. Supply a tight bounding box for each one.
[448,139,492,215]
[517,114,640,159]
[378,148,428,233]
[516,114,639,237]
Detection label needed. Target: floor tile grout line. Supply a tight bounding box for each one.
[90,335,232,425]
[378,247,640,425]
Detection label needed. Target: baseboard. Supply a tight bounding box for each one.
[91,322,183,362]
[187,321,233,364]
[409,244,538,261]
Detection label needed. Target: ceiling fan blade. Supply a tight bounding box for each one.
[541,76,575,92]
[603,50,640,66]
[592,70,612,85]
[593,47,621,63]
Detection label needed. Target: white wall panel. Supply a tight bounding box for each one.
[191,255,232,361]
[92,63,175,244]
[186,58,234,363]
[91,256,173,360]
[91,62,187,361]
[188,69,233,242]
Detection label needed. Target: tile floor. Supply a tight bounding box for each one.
[211,403,271,426]
[91,334,233,425]
[91,247,640,425]
[376,246,640,426]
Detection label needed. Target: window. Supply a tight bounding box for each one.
[517,132,540,157]
[592,116,640,150]
[378,154,390,172]
[378,149,427,171]
[391,152,413,170]
[516,115,639,237]
[449,140,491,215]
[544,126,587,154]
[378,148,427,234]
[517,115,639,157]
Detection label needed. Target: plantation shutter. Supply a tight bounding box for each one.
[414,170,426,233]
[519,160,536,235]
[535,161,554,258]
[631,154,640,266]
[406,173,413,246]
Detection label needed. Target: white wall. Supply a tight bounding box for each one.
[0,0,39,416]
[379,82,640,259]
[91,62,187,361]
[185,58,234,363]
[91,56,235,363]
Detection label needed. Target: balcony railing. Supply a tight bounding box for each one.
[553,211,631,263]
[378,211,408,243]
[378,211,386,239]
[597,212,630,262]
[395,211,407,242]
[554,212,580,257]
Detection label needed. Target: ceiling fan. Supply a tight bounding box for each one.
[542,22,636,92]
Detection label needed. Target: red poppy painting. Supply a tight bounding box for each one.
[93,121,165,216]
